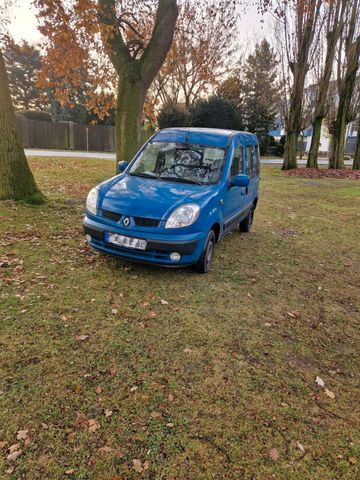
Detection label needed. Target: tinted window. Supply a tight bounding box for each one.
[254,145,260,175]
[230,146,244,177]
[246,146,254,177]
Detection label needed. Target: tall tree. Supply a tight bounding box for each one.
[271,0,323,170]
[307,0,346,168]
[3,37,43,110]
[36,0,178,165]
[150,0,237,108]
[329,0,360,169]
[242,39,278,142]
[0,3,43,202]
[354,116,360,170]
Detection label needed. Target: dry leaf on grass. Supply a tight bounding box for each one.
[183,348,192,354]
[325,389,335,399]
[16,430,29,441]
[348,456,357,465]
[150,411,162,419]
[105,409,113,418]
[269,448,280,461]
[75,334,89,342]
[88,419,100,433]
[7,449,23,462]
[0,441,8,449]
[296,441,305,453]
[160,299,169,305]
[315,376,325,387]
[133,459,143,473]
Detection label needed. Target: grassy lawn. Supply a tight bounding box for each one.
[1,157,359,480]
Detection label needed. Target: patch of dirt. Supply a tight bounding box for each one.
[283,168,360,180]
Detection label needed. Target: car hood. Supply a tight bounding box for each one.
[98,174,215,219]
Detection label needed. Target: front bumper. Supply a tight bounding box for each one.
[83,215,206,266]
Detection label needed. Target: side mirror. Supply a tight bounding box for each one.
[231,174,250,188]
[118,161,129,173]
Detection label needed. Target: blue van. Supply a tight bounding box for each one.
[83,128,260,273]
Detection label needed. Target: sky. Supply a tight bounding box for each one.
[8,0,271,46]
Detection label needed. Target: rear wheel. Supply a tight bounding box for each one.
[195,230,215,273]
[240,207,254,233]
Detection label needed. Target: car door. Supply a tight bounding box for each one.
[245,143,260,206]
[222,140,248,232]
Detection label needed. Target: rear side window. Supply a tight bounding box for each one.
[230,146,244,177]
[254,145,260,175]
[246,146,254,177]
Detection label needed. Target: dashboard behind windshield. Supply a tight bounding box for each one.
[129,141,226,185]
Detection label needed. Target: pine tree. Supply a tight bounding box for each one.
[4,38,43,110]
[242,40,279,153]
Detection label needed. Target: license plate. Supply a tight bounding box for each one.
[105,233,147,250]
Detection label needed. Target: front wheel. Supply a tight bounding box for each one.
[240,207,254,233]
[195,230,215,274]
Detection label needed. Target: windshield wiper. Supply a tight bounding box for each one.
[160,176,203,185]
[130,172,159,179]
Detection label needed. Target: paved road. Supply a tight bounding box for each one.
[25,149,352,166]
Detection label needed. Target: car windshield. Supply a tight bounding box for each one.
[129,141,226,185]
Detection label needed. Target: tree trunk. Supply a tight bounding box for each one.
[353,118,360,170]
[283,130,298,170]
[0,49,43,202]
[307,117,322,168]
[329,91,349,169]
[116,69,146,163]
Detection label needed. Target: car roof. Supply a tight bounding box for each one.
[153,128,258,148]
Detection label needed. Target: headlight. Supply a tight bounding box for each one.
[86,187,99,215]
[165,204,200,229]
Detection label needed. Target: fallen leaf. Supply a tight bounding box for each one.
[296,441,305,453]
[0,441,8,449]
[88,419,100,433]
[7,449,23,462]
[325,389,335,399]
[348,456,357,465]
[166,423,174,428]
[105,409,113,418]
[111,308,118,315]
[16,430,29,441]
[287,312,296,318]
[143,460,150,470]
[150,411,162,419]
[94,386,102,394]
[110,367,118,378]
[99,446,114,454]
[269,448,279,461]
[183,348,192,354]
[8,444,20,453]
[24,437,31,448]
[65,469,75,475]
[315,376,325,387]
[75,334,89,342]
[160,299,169,305]
[130,386,138,393]
[142,301,150,307]
[168,392,174,402]
[133,459,143,473]
[75,412,87,429]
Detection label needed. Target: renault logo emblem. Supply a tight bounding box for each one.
[123,217,130,227]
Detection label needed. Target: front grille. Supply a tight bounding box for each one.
[102,209,121,222]
[134,217,160,227]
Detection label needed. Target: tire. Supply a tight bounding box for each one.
[195,230,215,273]
[240,207,254,233]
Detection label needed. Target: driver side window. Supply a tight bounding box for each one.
[230,146,244,178]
